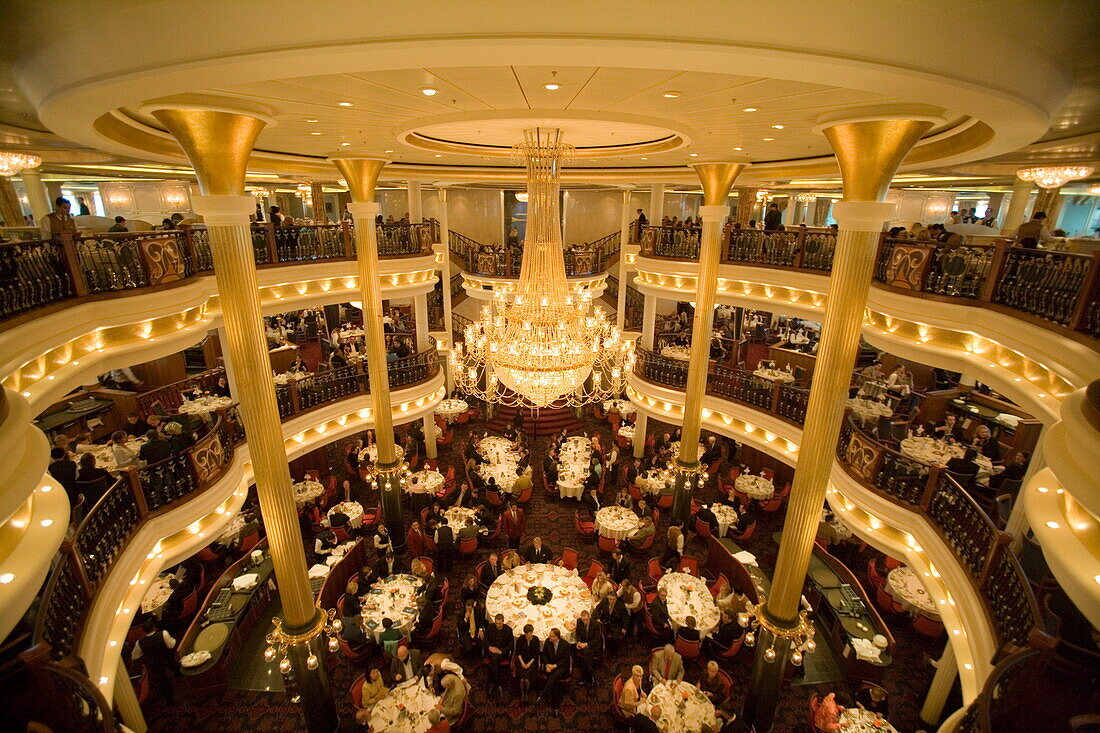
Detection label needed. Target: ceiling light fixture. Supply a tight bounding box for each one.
[742,107,757,112]
[0,151,42,176]
[733,147,743,151]
[384,150,394,153]
[340,142,351,146]
[309,131,322,135]
[336,101,353,107]
[1017,165,1094,189]
[305,119,319,123]
[420,87,438,96]
[663,91,682,98]
[543,83,560,91]
[771,124,785,129]
[689,153,698,157]
[762,137,774,141]
[434,154,443,158]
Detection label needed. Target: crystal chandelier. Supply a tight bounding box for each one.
[452,128,633,408]
[1017,165,1093,189]
[295,182,313,206]
[739,599,817,666]
[794,192,817,203]
[0,151,42,176]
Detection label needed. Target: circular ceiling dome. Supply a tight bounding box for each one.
[397,110,690,158]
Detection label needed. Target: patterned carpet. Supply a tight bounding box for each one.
[141,410,945,733]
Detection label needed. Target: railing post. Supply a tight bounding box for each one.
[58,232,89,297]
[289,382,301,415]
[180,225,198,271]
[769,383,781,414]
[919,466,942,511]
[1069,250,1100,331]
[793,227,806,268]
[978,533,1012,587]
[341,219,354,259]
[123,467,149,517]
[264,222,278,263]
[980,240,1011,303]
[60,538,93,597]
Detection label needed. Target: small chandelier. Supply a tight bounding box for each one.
[739,599,817,666]
[264,605,342,676]
[295,182,313,206]
[247,186,268,199]
[1017,166,1094,189]
[755,189,771,202]
[452,128,633,408]
[0,151,42,176]
[794,192,817,203]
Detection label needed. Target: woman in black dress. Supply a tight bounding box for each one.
[514,624,540,700]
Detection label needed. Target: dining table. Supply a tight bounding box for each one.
[839,708,899,732]
[669,441,705,461]
[483,563,594,642]
[140,574,176,615]
[555,436,593,499]
[359,573,425,641]
[847,397,893,424]
[636,469,672,496]
[292,479,324,507]
[603,399,635,418]
[660,346,692,361]
[272,370,313,386]
[753,367,796,383]
[74,436,146,474]
[899,436,993,478]
[326,501,364,529]
[886,565,939,619]
[177,395,234,416]
[710,504,739,537]
[406,469,444,496]
[643,680,718,733]
[368,679,440,733]
[657,572,721,637]
[735,473,775,501]
[618,424,636,443]
[434,398,469,423]
[595,505,641,540]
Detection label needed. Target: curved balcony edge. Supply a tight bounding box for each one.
[627,366,1046,700]
[0,257,439,408]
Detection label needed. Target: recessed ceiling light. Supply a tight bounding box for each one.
[434,154,443,158]
[663,91,682,98]
[0,573,13,584]
[305,119,319,123]
[742,107,757,112]
[337,101,353,107]
[309,131,322,135]
[420,87,438,96]
[772,124,785,130]
[689,153,698,157]
[640,157,648,160]
[384,150,394,153]
[543,83,560,91]
[762,137,774,141]
[733,147,743,151]
[340,142,351,146]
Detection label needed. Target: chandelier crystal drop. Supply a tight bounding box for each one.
[452,128,633,408]
[1017,166,1094,189]
[0,151,42,176]
[794,192,817,202]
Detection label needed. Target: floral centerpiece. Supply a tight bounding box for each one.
[526,586,553,605]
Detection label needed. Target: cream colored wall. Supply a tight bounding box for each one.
[447,189,503,244]
[663,192,701,221]
[885,189,957,226]
[376,190,408,220]
[563,190,621,243]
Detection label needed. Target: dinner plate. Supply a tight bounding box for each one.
[193,622,231,652]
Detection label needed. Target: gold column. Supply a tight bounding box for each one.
[309,181,326,221]
[1000,177,1034,234]
[0,176,25,228]
[151,106,337,732]
[670,162,745,523]
[616,188,633,330]
[1032,185,1063,224]
[742,108,938,732]
[331,157,408,555]
[438,187,455,394]
[734,186,759,225]
[19,169,52,227]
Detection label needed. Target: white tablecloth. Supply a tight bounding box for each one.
[595,506,641,540]
[140,576,175,614]
[839,708,899,732]
[661,346,692,361]
[443,506,479,532]
[484,563,593,642]
[657,573,720,637]
[435,398,468,423]
[603,399,635,418]
[753,368,795,383]
[735,474,775,500]
[359,445,379,464]
[644,680,718,733]
[177,395,233,415]
[637,469,672,496]
[327,501,364,529]
[407,470,443,496]
[556,436,592,499]
[848,397,893,423]
[887,566,939,619]
[900,436,993,477]
[711,504,739,537]
[273,370,313,386]
[360,574,424,641]
[216,514,248,546]
[669,441,705,461]
[292,479,324,507]
[75,438,146,474]
[618,425,636,443]
[477,436,522,492]
[369,680,439,733]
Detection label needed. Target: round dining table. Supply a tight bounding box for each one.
[292,479,324,507]
[603,399,635,418]
[644,680,718,733]
[368,679,440,733]
[618,424,636,443]
[483,563,593,642]
[839,708,899,732]
[636,469,672,496]
[327,501,364,529]
[595,505,641,540]
[710,504,739,537]
[753,367,795,383]
[435,398,469,423]
[657,572,721,637]
[660,346,692,361]
[847,397,893,423]
[887,565,939,619]
[140,575,176,615]
[177,395,234,415]
[899,436,993,477]
[360,573,424,641]
[406,469,443,496]
[735,474,775,501]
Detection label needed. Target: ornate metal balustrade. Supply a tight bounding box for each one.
[0,239,75,320]
[32,349,440,663]
[633,349,1042,654]
[448,229,619,278]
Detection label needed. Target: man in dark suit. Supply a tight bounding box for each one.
[607,548,632,584]
[372,551,404,581]
[696,503,719,534]
[649,588,671,631]
[582,487,602,516]
[47,447,79,500]
[763,202,782,232]
[434,517,455,572]
[387,645,424,685]
[597,593,629,647]
[478,552,503,588]
[700,435,721,466]
[946,448,981,481]
[138,428,172,464]
[573,610,603,685]
[481,613,513,696]
[522,536,554,564]
[539,628,572,704]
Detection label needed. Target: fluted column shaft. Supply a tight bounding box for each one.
[1000,177,1034,235]
[20,170,51,226]
[616,189,632,330]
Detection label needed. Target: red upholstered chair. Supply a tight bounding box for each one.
[716,669,733,704]
[178,587,199,618]
[239,530,260,553]
[332,526,351,544]
[760,468,775,481]
[693,516,713,539]
[643,605,670,642]
[574,511,596,540]
[628,483,643,502]
[597,535,620,553]
[913,613,945,638]
[419,556,435,574]
[616,433,631,450]
[647,558,663,584]
[458,536,479,555]
[558,547,579,571]
[350,673,366,708]
[611,674,630,724]
[884,556,902,571]
[674,631,702,660]
[709,574,729,599]
[706,460,721,476]
[197,545,224,563]
[413,605,445,643]
[134,669,150,704]
[608,414,621,434]
[761,493,786,513]
[516,484,533,504]
[678,556,701,576]
[485,488,503,507]
[420,507,430,525]
[730,521,755,541]
[582,560,604,589]
[867,558,885,589]
[339,635,368,662]
[876,586,905,615]
[656,493,674,509]
[710,632,744,660]
[808,693,824,733]
[360,504,381,529]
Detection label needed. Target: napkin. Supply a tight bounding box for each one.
[232,573,259,590]
[734,550,757,565]
[851,638,882,662]
[308,564,331,578]
[180,650,211,668]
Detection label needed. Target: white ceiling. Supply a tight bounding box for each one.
[123,65,955,168]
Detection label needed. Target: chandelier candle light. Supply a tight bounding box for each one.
[0,151,42,176]
[1017,165,1094,189]
[453,128,633,408]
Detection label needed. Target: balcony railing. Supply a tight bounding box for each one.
[638,225,1100,343]
[632,348,1041,653]
[33,348,439,661]
[0,221,438,330]
[448,230,620,278]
